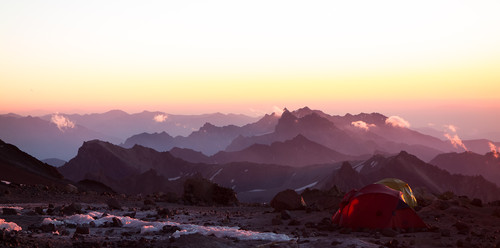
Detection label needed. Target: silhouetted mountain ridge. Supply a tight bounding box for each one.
[319,151,500,202]
[59,140,500,202]
[210,134,364,167]
[430,151,500,187]
[122,113,280,155]
[0,139,66,186]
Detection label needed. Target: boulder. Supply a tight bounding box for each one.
[75,226,90,235]
[183,177,238,206]
[270,189,306,211]
[64,184,79,193]
[157,208,171,218]
[143,199,156,206]
[471,198,483,207]
[112,217,123,227]
[2,208,17,215]
[301,188,342,211]
[106,198,121,210]
[41,223,56,233]
[34,207,44,215]
[62,203,82,216]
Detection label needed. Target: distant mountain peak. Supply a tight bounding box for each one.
[103,109,128,116]
[201,122,217,129]
[291,134,308,141]
[291,106,329,119]
[393,150,423,164]
[276,109,297,124]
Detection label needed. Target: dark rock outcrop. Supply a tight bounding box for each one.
[183,177,238,206]
[270,189,306,211]
[0,139,66,186]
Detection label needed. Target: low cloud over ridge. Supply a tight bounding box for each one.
[442,123,467,151]
[385,116,410,128]
[489,142,499,158]
[153,114,168,123]
[351,121,376,131]
[51,114,75,132]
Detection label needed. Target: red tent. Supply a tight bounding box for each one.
[332,184,427,230]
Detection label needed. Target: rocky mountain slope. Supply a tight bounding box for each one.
[0,139,66,186]
[59,140,500,203]
[430,151,500,187]
[320,151,500,202]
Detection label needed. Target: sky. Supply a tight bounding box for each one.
[1,1,500,139]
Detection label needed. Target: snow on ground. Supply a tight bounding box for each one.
[42,218,64,226]
[0,205,24,211]
[295,181,318,192]
[172,223,292,241]
[42,211,293,242]
[0,218,22,231]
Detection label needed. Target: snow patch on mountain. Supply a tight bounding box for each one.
[295,181,318,192]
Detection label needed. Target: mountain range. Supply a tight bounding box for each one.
[57,139,500,203]
[122,113,279,155]
[40,110,258,138]
[1,106,499,204]
[168,134,365,167]
[0,115,118,161]
[2,107,498,163]
[124,107,469,162]
[0,111,259,160]
[430,151,500,187]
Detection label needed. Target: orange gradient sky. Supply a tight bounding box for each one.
[1,1,500,137]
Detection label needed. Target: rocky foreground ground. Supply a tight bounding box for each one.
[1,183,500,248]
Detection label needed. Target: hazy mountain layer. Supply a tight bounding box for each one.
[0,115,118,160]
[122,113,280,155]
[0,111,259,160]
[210,134,365,167]
[430,151,500,187]
[42,110,260,138]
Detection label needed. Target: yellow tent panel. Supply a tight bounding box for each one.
[375,178,418,208]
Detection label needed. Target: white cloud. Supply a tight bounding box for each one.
[247,108,269,117]
[51,114,75,132]
[444,124,457,133]
[351,121,376,131]
[442,124,467,151]
[153,114,168,123]
[488,142,499,158]
[385,116,410,128]
[272,106,284,116]
[444,133,467,151]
